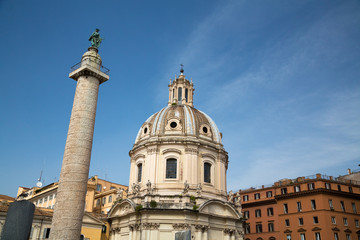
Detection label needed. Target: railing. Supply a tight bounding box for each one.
[70,58,110,75]
[239,172,360,191]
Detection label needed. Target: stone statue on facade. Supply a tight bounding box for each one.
[196,183,202,196]
[116,188,124,201]
[228,190,234,202]
[89,28,103,48]
[183,180,189,194]
[146,180,153,194]
[132,183,141,196]
[234,194,241,206]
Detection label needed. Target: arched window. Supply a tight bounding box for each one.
[172,89,175,99]
[137,163,142,182]
[178,87,182,104]
[185,88,188,102]
[166,159,177,179]
[204,162,211,183]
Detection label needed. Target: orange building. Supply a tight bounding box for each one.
[239,173,360,240]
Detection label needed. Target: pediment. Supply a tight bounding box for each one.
[297,228,306,232]
[199,200,240,219]
[134,154,145,160]
[312,227,321,231]
[332,227,340,232]
[284,229,292,233]
[162,148,182,154]
[201,153,216,161]
[344,228,352,233]
[108,199,136,218]
[82,212,104,225]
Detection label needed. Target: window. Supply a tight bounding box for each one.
[96,199,100,206]
[337,185,341,191]
[254,193,260,199]
[108,195,112,203]
[268,222,274,232]
[315,232,321,240]
[43,228,51,239]
[110,186,116,190]
[244,211,249,219]
[245,224,250,234]
[313,216,319,224]
[185,88,188,102]
[287,234,291,240]
[349,186,353,193]
[178,87,182,104]
[96,184,102,192]
[255,209,261,217]
[297,202,302,212]
[344,218,348,226]
[325,183,331,189]
[334,233,339,240]
[39,199,43,204]
[308,183,315,190]
[166,159,177,178]
[44,197,48,202]
[341,201,346,212]
[299,217,304,225]
[311,200,317,210]
[243,195,249,202]
[300,233,306,240]
[49,195,53,200]
[284,203,288,214]
[329,199,334,209]
[294,185,301,192]
[285,219,290,226]
[355,219,359,227]
[256,223,262,233]
[266,191,272,197]
[102,197,106,205]
[204,162,211,183]
[352,202,357,213]
[346,234,351,240]
[137,163,142,182]
[267,207,274,216]
[331,216,336,224]
[281,188,288,194]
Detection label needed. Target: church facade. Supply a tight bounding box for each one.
[108,69,244,240]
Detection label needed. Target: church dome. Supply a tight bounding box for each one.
[134,105,222,145]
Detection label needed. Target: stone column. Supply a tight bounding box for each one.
[50,47,109,240]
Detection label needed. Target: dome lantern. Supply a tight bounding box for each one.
[168,65,195,106]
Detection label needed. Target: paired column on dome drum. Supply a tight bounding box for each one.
[50,47,109,240]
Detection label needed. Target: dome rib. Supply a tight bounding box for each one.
[134,105,222,145]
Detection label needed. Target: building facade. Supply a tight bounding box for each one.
[239,173,360,240]
[17,176,128,214]
[108,69,244,240]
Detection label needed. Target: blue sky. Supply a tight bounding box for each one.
[1,0,359,197]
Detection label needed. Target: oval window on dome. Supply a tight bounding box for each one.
[202,126,208,133]
[144,127,148,134]
[170,121,177,128]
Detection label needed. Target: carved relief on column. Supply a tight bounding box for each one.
[147,147,159,155]
[223,228,235,235]
[142,223,160,230]
[129,224,141,231]
[110,227,121,234]
[185,148,198,154]
[194,224,209,233]
[172,223,191,230]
